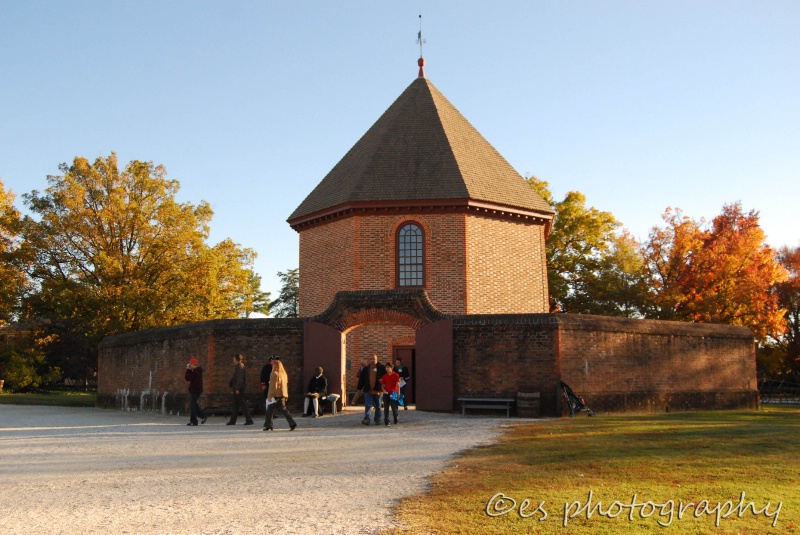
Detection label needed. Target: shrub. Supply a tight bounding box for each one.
[0,347,61,392]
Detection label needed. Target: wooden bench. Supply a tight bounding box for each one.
[457,397,515,417]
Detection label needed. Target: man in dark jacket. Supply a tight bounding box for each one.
[226,354,254,426]
[303,367,328,417]
[261,355,278,428]
[357,354,385,425]
[184,358,208,426]
[260,358,273,404]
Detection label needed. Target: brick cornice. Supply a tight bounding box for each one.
[288,199,553,232]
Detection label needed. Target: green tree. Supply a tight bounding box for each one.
[574,231,654,317]
[271,268,299,318]
[237,271,272,318]
[20,154,262,378]
[0,179,28,324]
[526,176,623,313]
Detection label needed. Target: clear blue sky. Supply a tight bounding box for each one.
[2,1,798,302]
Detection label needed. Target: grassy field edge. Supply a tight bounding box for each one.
[0,391,96,407]
[382,407,800,535]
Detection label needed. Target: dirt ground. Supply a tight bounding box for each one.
[0,404,507,534]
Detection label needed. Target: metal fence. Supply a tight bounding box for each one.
[759,378,800,404]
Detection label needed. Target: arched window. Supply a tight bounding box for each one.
[397,222,424,287]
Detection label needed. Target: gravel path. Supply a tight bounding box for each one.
[0,404,509,534]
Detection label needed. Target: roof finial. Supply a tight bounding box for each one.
[417,13,426,78]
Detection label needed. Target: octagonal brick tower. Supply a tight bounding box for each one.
[288,62,554,374]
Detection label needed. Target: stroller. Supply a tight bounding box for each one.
[560,381,595,417]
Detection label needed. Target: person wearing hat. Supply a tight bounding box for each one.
[184,358,208,426]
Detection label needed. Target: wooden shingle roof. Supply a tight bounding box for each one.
[288,77,553,227]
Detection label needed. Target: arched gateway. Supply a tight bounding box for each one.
[305,289,454,411]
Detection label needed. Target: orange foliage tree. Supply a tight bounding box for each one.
[770,246,800,378]
[643,203,786,341]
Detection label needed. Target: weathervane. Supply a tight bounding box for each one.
[417,13,426,78]
[417,13,426,57]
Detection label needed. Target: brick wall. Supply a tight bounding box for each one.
[97,318,305,413]
[465,214,548,313]
[453,314,561,414]
[299,211,549,317]
[299,212,469,316]
[298,218,355,317]
[451,313,758,416]
[555,315,758,413]
[97,308,758,417]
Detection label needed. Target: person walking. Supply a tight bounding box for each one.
[226,354,254,426]
[184,358,208,426]
[357,354,385,426]
[264,359,297,432]
[351,357,369,406]
[380,362,401,427]
[395,358,411,410]
[261,355,277,428]
[260,357,273,404]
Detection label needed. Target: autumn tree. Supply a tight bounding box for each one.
[0,179,28,324]
[271,268,299,318]
[526,176,643,314]
[768,246,800,379]
[185,238,263,320]
[642,207,705,321]
[20,154,263,378]
[643,203,786,341]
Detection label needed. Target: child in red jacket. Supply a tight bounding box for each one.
[380,362,402,427]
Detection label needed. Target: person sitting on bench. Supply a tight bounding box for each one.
[303,367,328,417]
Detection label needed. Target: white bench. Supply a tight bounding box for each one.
[322,394,340,415]
[457,397,515,417]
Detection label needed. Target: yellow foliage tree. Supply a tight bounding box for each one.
[0,179,27,324]
[21,154,262,343]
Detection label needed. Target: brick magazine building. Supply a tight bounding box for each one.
[98,60,758,417]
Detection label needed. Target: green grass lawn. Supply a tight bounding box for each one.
[383,407,800,534]
[0,391,96,407]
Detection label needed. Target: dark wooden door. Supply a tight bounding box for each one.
[414,319,453,411]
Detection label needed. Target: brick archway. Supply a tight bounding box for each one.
[310,289,446,333]
[305,289,454,411]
